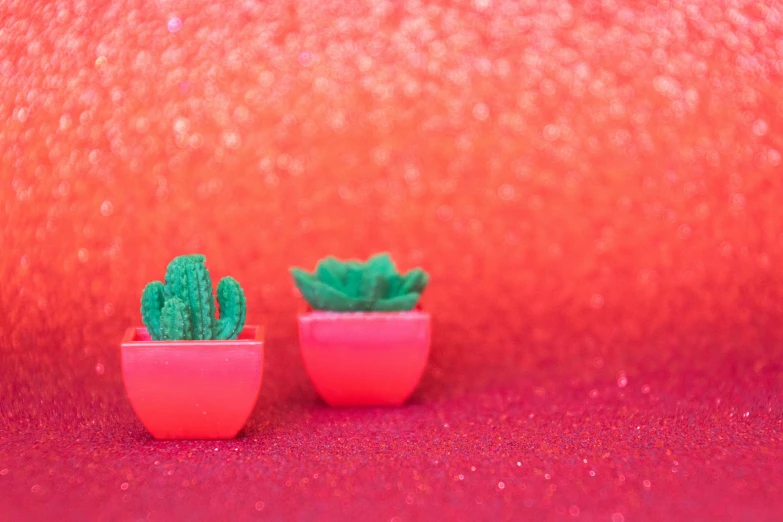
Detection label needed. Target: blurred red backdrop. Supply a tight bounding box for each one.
[1,1,783,521]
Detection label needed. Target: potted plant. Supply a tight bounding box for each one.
[121,254,263,440]
[290,253,430,407]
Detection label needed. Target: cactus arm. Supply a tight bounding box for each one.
[160,297,193,340]
[140,281,166,340]
[185,260,215,340]
[214,277,247,340]
[164,255,215,340]
[170,254,206,268]
[163,256,187,300]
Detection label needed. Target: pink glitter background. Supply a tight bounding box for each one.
[2,0,783,520]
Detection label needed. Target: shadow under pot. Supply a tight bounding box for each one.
[121,326,264,440]
[298,310,430,407]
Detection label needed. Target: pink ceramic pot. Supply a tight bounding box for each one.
[298,310,430,406]
[120,326,264,440]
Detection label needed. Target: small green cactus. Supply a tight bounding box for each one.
[290,253,429,312]
[140,254,247,341]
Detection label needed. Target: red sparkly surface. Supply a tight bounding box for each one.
[2,0,783,520]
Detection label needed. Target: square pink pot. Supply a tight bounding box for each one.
[298,310,430,407]
[120,326,264,440]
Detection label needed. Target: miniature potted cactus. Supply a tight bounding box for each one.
[121,254,263,440]
[291,253,430,407]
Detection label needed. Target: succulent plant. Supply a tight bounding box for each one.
[290,253,429,312]
[140,254,247,341]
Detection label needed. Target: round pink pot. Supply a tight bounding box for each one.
[298,310,430,407]
[120,326,264,440]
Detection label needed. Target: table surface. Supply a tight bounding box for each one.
[3,326,782,522]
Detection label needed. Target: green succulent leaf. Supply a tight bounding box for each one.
[359,271,389,304]
[290,252,429,312]
[291,267,318,290]
[385,273,404,298]
[343,263,364,298]
[341,296,375,312]
[292,268,354,310]
[400,268,429,295]
[315,257,346,291]
[372,293,420,311]
[366,252,397,277]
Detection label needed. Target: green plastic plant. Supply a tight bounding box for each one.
[141,254,247,341]
[290,253,429,312]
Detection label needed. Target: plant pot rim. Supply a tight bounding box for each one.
[298,304,428,319]
[122,325,264,345]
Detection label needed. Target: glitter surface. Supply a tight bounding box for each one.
[2,0,783,520]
